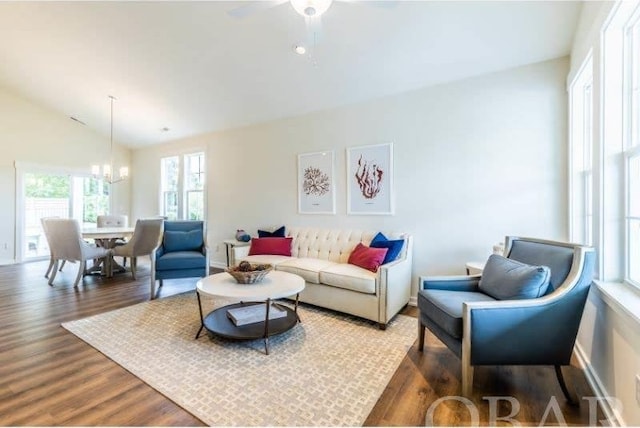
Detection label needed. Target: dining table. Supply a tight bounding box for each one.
[82,226,135,277]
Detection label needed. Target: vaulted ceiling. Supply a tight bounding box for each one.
[0,1,581,147]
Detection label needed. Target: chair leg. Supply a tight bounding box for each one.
[49,260,58,285]
[418,319,425,351]
[48,260,59,286]
[59,260,66,271]
[45,257,54,278]
[462,362,474,397]
[123,257,127,267]
[555,365,577,405]
[73,261,86,288]
[150,268,156,298]
[131,257,137,280]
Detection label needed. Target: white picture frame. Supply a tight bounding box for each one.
[347,143,394,215]
[297,150,336,214]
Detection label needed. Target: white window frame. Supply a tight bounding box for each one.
[625,147,640,286]
[569,53,594,246]
[595,0,640,288]
[160,156,180,220]
[623,8,640,287]
[583,83,594,246]
[160,151,206,221]
[184,152,205,221]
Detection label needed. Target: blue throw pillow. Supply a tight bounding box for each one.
[370,232,404,264]
[479,254,550,300]
[258,225,285,238]
[164,229,202,252]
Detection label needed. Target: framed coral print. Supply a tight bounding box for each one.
[298,150,336,214]
[347,143,394,215]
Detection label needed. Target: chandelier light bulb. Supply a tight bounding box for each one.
[290,0,333,18]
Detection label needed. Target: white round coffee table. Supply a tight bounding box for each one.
[195,270,305,354]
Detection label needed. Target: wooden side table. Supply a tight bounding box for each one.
[465,261,486,275]
[223,239,250,267]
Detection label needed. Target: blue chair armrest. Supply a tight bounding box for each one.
[463,289,589,365]
[420,274,481,292]
[155,246,165,259]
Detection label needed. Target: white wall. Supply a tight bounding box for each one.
[0,84,131,263]
[570,1,640,425]
[133,57,569,298]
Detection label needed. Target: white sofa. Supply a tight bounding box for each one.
[232,227,413,329]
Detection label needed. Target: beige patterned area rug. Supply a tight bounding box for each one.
[62,292,416,426]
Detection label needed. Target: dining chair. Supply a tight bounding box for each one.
[96,215,128,227]
[40,216,66,278]
[112,218,164,280]
[97,214,129,266]
[46,218,111,288]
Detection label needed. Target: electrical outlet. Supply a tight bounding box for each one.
[636,375,640,406]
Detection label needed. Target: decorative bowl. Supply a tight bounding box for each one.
[226,263,272,284]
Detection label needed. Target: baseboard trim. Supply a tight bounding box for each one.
[409,296,417,307]
[0,258,16,266]
[574,344,625,427]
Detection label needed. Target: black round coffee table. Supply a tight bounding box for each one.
[195,271,305,354]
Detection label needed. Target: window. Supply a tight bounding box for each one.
[625,11,640,285]
[18,168,109,261]
[81,177,110,224]
[185,153,205,220]
[628,155,640,283]
[569,55,594,246]
[160,152,206,221]
[161,156,179,220]
[580,0,640,286]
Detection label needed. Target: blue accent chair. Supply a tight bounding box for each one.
[150,220,209,299]
[417,236,595,402]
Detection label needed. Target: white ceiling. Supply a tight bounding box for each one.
[0,1,581,148]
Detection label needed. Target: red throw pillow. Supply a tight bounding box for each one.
[248,237,293,256]
[348,243,388,272]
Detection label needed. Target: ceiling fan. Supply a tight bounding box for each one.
[227,0,336,21]
[227,0,335,50]
[227,1,395,50]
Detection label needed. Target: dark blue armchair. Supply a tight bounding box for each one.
[150,220,209,299]
[417,236,595,401]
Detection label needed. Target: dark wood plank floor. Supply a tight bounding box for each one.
[0,259,601,426]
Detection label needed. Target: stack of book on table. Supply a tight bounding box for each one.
[227,303,287,326]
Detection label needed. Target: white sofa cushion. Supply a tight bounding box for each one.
[239,255,294,267]
[276,258,338,284]
[319,263,378,295]
[289,227,377,263]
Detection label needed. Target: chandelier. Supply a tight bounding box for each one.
[91,95,129,184]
